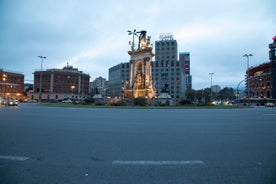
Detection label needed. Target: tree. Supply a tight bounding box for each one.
[218,87,235,101]
[185,89,196,102]
[194,88,211,104]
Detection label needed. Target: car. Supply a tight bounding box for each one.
[265,102,275,107]
[0,99,8,105]
[62,99,72,103]
[50,99,58,103]
[7,100,19,106]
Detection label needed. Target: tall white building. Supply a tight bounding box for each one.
[153,33,187,103]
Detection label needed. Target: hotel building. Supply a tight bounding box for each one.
[30,64,90,101]
[0,69,24,101]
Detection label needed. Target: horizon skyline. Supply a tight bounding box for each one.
[1,34,274,91]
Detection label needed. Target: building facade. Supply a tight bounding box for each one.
[179,52,192,90]
[108,63,129,98]
[30,64,90,101]
[153,34,187,103]
[0,69,24,101]
[90,76,108,98]
[269,37,276,99]
[248,62,273,99]
[246,38,276,100]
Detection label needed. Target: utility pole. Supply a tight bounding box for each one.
[243,54,253,106]
[209,72,214,102]
[38,56,46,103]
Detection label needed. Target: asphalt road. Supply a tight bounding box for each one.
[0,104,276,184]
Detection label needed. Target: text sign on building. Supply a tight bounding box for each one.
[160,33,174,40]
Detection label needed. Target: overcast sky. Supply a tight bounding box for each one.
[0,0,275,89]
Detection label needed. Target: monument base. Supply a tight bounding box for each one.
[123,88,155,100]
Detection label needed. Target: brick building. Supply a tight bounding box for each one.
[0,69,24,101]
[30,64,90,102]
[247,38,276,100]
[248,62,273,99]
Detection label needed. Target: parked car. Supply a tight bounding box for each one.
[265,102,275,107]
[0,99,7,105]
[7,100,19,106]
[50,99,58,103]
[62,99,72,103]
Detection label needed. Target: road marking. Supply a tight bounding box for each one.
[0,155,29,161]
[112,160,205,166]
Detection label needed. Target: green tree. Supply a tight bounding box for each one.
[185,89,196,102]
[194,88,211,104]
[218,87,235,101]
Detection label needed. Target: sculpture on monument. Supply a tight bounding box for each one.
[123,30,156,101]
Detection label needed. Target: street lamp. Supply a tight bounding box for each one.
[236,79,245,107]
[127,29,140,106]
[209,72,214,101]
[2,74,7,99]
[38,56,46,103]
[243,54,253,106]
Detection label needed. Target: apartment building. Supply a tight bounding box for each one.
[30,64,90,101]
[0,69,24,100]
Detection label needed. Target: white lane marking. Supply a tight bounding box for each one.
[112,160,205,165]
[0,155,29,161]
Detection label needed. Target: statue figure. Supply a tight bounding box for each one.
[161,82,170,93]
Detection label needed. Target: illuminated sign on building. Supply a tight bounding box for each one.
[160,33,174,40]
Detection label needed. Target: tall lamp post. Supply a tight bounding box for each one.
[127,29,139,106]
[236,79,245,107]
[243,54,252,106]
[38,56,46,103]
[209,72,214,102]
[2,74,7,99]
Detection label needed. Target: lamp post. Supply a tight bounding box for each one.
[243,54,252,106]
[236,79,245,107]
[209,72,214,102]
[38,56,46,103]
[2,74,7,99]
[127,29,139,106]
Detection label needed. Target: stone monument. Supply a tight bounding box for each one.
[123,30,155,101]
